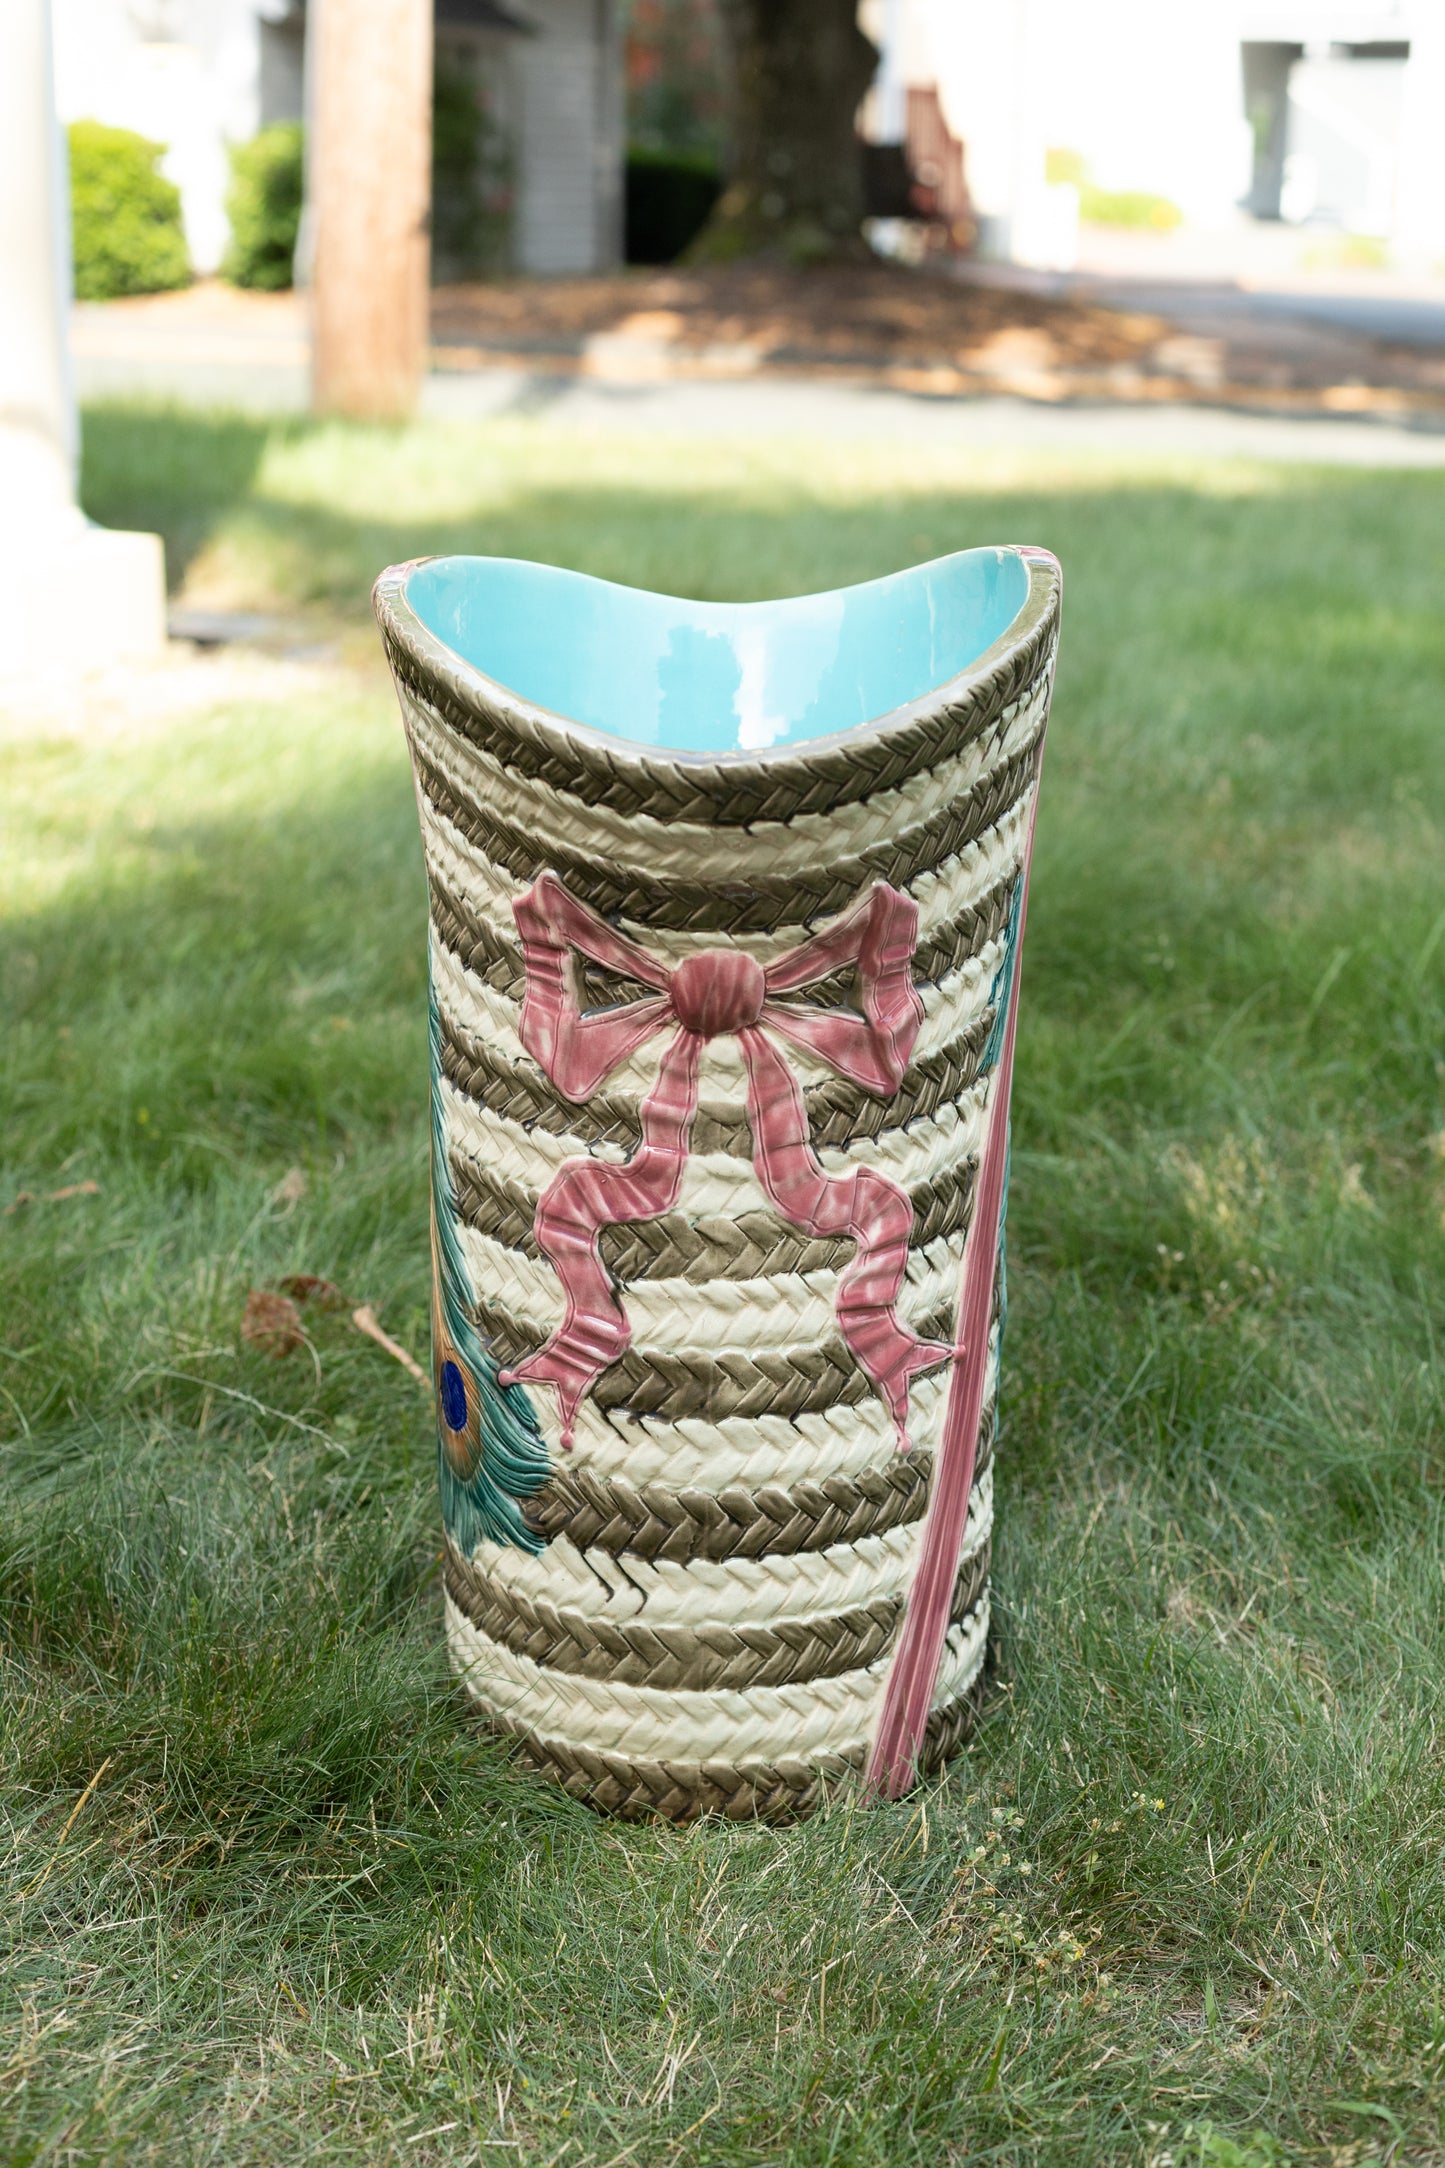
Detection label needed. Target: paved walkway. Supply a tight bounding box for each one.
[420,366,1445,465]
[1105,283,1445,350]
[71,284,1445,468]
[1006,219,1445,347]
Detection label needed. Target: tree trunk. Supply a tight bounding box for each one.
[697,0,877,262]
[310,0,432,420]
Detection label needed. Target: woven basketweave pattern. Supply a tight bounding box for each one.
[377,550,1060,1819]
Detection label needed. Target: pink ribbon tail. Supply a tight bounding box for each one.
[499,1029,701,1448]
[738,1027,952,1448]
[864,785,1043,1801]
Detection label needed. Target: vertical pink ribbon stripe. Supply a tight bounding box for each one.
[865,555,1057,1796]
[863,805,1034,1798]
[495,871,954,1450]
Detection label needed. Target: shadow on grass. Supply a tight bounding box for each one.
[79,404,1445,671]
[80,405,279,588]
[2,760,427,1175]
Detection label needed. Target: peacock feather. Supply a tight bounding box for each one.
[428,978,551,1554]
[981,869,1023,1076]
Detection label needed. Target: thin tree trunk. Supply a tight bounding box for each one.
[697,0,877,262]
[310,0,432,420]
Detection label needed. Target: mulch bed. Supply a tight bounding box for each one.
[431,259,1445,418]
[432,260,1161,371]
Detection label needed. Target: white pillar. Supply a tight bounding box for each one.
[875,0,908,145]
[921,0,1075,267]
[1396,10,1445,268]
[0,0,165,680]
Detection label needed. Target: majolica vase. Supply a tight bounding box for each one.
[374,545,1060,1820]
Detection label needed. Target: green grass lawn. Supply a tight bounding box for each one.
[1,404,1442,2166]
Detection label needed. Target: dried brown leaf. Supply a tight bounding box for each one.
[241,1289,305,1357]
[276,1273,348,1311]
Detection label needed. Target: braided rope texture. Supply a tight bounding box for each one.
[378,550,1058,1808]
[445,1536,991,1692]
[472,1665,989,1823]
[411,727,1043,935]
[448,1148,979,1277]
[475,1292,968,1428]
[524,1406,996,1560]
[438,997,997,1158]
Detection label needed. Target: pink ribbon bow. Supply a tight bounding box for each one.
[496,869,954,1449]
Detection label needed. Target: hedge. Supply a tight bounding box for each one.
[625,148,722,264]
[223,122,304,290]
[68,120,190,300]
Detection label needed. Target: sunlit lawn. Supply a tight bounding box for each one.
[0,404,1442,2164]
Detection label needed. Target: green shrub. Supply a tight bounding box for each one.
[222,122,304,291]
[625,147,722,264]
[1044,146,1087,186]
[68,120,190,299]
[1044,147,1182,230]
[1079,183,1182,230]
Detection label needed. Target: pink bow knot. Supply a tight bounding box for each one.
[496,869,954,1451]
[668,948,765,1037]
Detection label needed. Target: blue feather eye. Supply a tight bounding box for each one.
[439,1358,468,1433]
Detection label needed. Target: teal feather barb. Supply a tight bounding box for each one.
[982,871,1023,1077]
[428,982,551,1554]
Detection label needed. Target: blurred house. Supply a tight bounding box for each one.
[50,0,623,277]
[438,0,624,276]
[865,0,1445,269]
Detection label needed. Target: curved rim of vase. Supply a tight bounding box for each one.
[373,545,1060,780]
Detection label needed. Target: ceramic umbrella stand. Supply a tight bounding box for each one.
[374,545,1060,1820]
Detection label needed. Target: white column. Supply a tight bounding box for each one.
[922,0,1024,257]
[0,0,165,679]
[1396,9,1445,268]
[2,0,79,535]
[922,0,1076,267]
[875,0,908,145]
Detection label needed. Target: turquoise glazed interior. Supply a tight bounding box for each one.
[404,548,1030,756]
